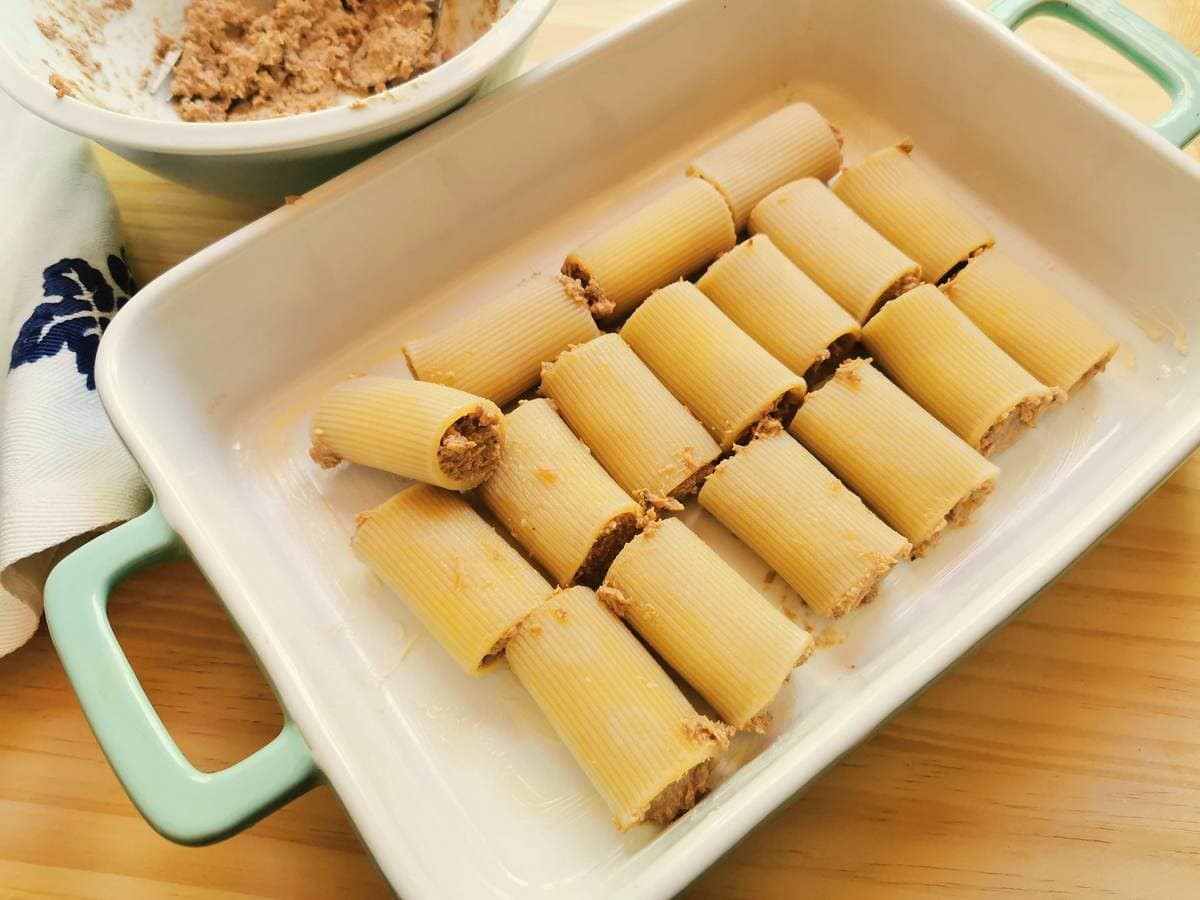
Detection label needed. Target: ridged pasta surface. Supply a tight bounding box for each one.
[697,234,859,378]
[506,586,724,829]
[749,178,920,323]
[603,518,812,729]
[832,142,994,283]
[479,398,640,586]
[564,179,736,320]
[540,334,721,501]
[687,101,842,228]
[862,284,1058,454]
[353,485,550,674]
[699,426,910,617]
[622,281,805,449]
[403,275,599,406]
[790,359,998,555]
[311,376,503,489]
[943,250,1118,395]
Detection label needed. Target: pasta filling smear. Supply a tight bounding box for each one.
[1070,354,1115,396]
[902,468,996,559]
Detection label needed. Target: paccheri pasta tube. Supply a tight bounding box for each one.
[621,281,806,449]
[687,101,843,229]
[696,234,860,383]
[478,398,642,587]
[699,422,910,617]
[832,141,995,283]
[861,284,1061,456]
[352,485,550,675]
[748,178,921,323]
[310,375,504,490]
[789,359,999,556]
[540,334,721,506]
[563,179,736,321]
[403,274,599,406]
[942,250,1118,395]
[506,586,729,830]
[601,517,813,730]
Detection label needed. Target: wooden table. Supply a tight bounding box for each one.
[3,2,1199,897]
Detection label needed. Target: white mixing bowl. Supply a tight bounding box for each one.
[0,0,555,198]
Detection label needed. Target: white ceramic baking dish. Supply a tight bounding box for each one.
[45,1,1200,897]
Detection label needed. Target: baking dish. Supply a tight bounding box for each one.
[44,0,1200,897]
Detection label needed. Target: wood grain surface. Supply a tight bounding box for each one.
[2,2,1199,897]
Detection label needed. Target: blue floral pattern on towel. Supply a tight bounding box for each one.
[9,251,135,390]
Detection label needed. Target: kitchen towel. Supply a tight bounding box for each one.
[0,93,148,657]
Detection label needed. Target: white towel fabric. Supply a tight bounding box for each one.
[0,93,148,657]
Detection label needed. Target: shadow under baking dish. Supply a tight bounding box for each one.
[96,1,1200,897]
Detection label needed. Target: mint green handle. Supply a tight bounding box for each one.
[988,0,1200,147]
[44,504,319,845]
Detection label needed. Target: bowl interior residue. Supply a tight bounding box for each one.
[2,0,511,120]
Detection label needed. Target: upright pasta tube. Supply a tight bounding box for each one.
[563,179,736,321]
[686,101,843,228]
[861,284,1061,456]
[506,586,729,830]
[352,485,550,675]
[478,398,642,587]
[539,334,722,506]
[696,234,860,382]
[601,517,813,731]
[942,250,1118,395]
[621,282,806,449]
[403,274,599,407]
[310,375,504,490]
[748,178,921,323]
[699,422,910,617]
[832,140,995,283]
[789,359,999,556]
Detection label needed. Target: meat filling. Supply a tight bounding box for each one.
[978,391,1060,457]
[572,513,640,588]
[168,0,441,122]
[438,409,502,483]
